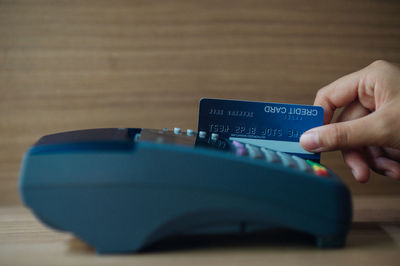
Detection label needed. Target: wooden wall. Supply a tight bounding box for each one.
[1,0,400,205]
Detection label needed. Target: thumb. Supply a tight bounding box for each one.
[300,114,387,152]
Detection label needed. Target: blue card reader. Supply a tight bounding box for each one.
[19,128,352,253]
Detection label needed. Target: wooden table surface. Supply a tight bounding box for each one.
[1,0,400,264]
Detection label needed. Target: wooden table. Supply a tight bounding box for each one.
[1,196,400,265]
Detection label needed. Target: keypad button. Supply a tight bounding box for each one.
[277,152,297,168]
[198,131,207,138]
[134,133,141,141]
[315,169,329,176]
[211,133,219,141]
[292,156,312,172]
[306,160,330,177]
[232,140,245,149]
[245,144,263,159]
[260,148,280,163]
[235,147,247,156]
[231,141,247,156]
[186,129,194,136]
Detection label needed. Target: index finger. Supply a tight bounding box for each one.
[315,68,365,124]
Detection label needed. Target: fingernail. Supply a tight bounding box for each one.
[300,131,320,151]
[351,168,358,179]
[353,168,369,183]
[385,170,396,179]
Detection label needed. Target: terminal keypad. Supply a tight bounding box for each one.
[231,140,330,177]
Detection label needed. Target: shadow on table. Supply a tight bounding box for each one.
[67,222,398,254]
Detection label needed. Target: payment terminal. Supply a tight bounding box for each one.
[20,127,352,253]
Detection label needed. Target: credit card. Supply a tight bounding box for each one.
[197,98,324,161]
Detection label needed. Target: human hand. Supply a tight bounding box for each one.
[300,60,400,183]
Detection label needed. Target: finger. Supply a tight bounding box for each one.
[336,101,400,162]
[300,111,387,152]
[367,146,400,163]
[315,60,400,124]
[336,100,370,123]
[366,146,400,180]
[342,149,370,183]
[330,102,371,183]
[366,146,389,176]
[372,157,400,180]
[314,69,365,124]
[382,147,400,161]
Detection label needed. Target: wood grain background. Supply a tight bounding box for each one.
[1,0,400,205]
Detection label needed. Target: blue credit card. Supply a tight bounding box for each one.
[198,98,324,161]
